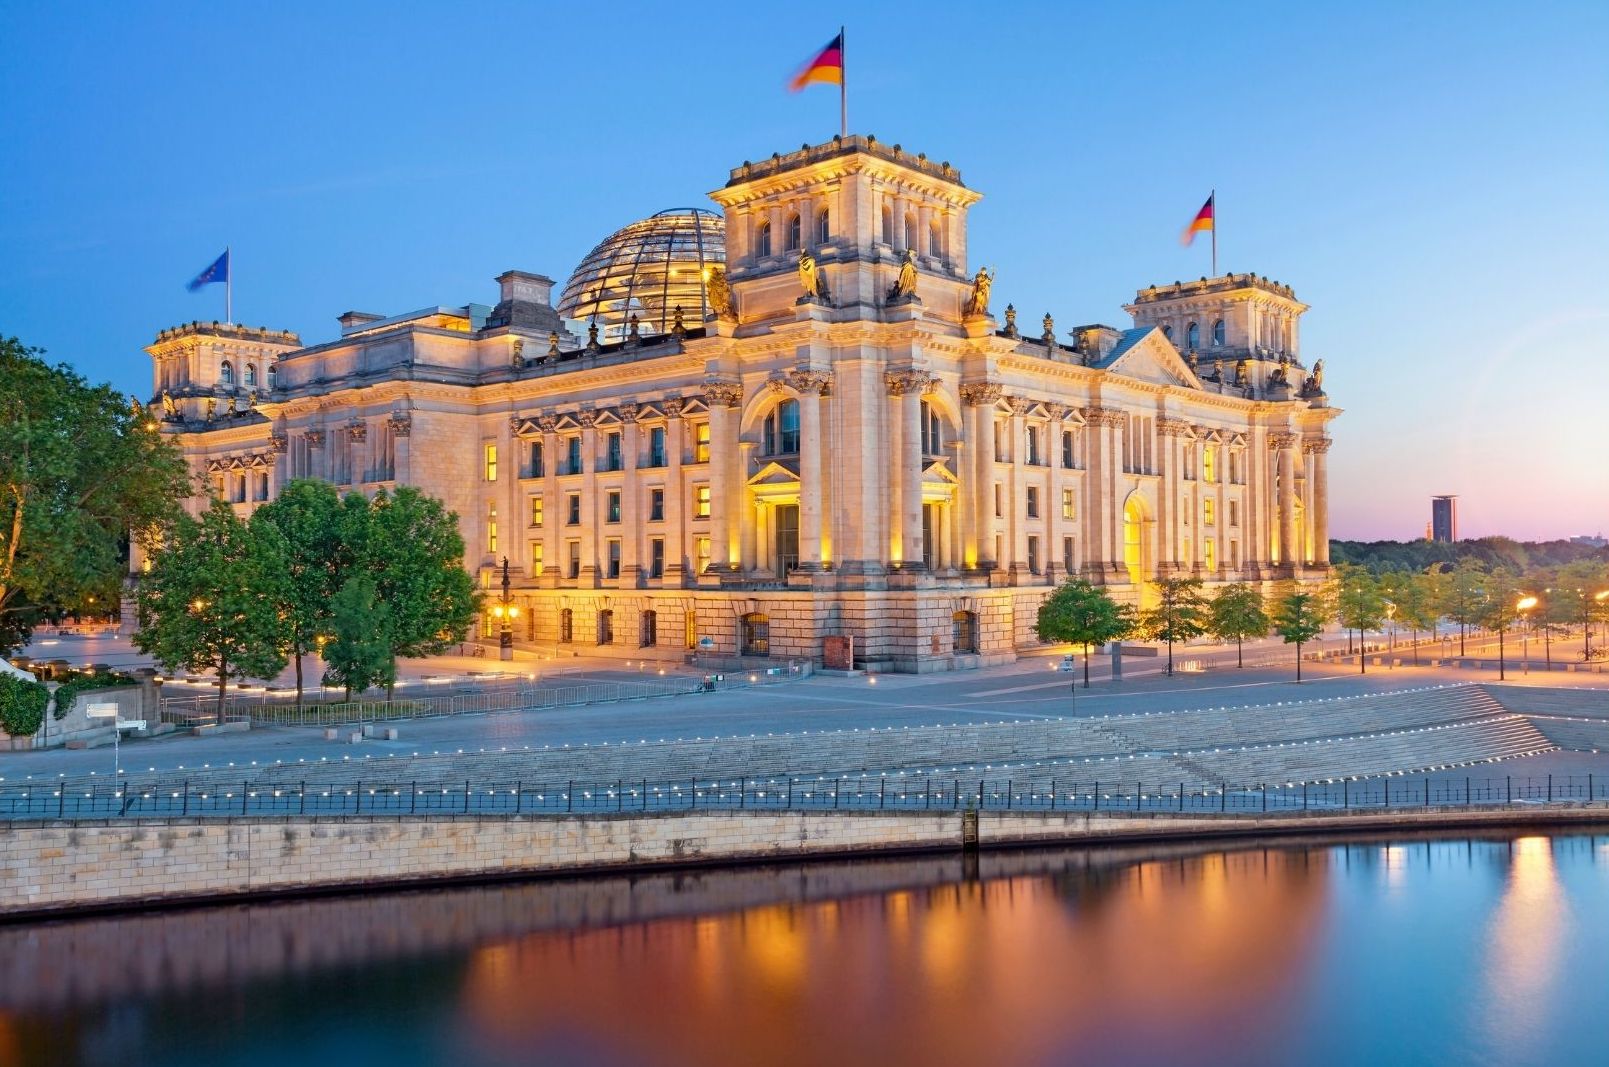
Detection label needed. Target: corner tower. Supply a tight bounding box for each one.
[708,135,983,325]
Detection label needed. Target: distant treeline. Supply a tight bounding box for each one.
[1331,537,1609,574]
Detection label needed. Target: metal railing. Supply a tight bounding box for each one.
[6,773,1604,822]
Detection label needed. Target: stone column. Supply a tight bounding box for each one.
[304,429,326,483]
[577,410,599,584]
[946,439,966,573]
[902,378,929,568]
[739,440,758,572]
[389,412,412,487]
[1306,437,1331,565]
[1047,405,1069,581]
[1157,419,1187,573]
[269,432,289,497]
[663,399,686,581]
[1272,432,1298,568]
[704,380,742,571]
[1080,408,1119,580]
[1006,396,1031,577]
[620,405,641,585]
[790,371,831,570]
[961,383,1001,570]
[538,415,559,588]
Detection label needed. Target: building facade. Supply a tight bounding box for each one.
[1431,495,1458,543]
[143,136,1338,671]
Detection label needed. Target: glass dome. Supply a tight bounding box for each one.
[557,208,726,344]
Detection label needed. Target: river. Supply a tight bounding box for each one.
[3,831,1606,1067]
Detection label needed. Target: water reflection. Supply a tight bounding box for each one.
[2,831,1606,1067]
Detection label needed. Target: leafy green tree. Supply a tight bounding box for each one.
[1442,558,1489,656]
[1388,570,1441,665]
[1334,564,1388,673]
[346,487,478,696]
[1207,583,1269,668]
[1271,587,1331,682]
[251,479,350,706]
[322,575,395,700]
[1551,560,1609,660]
[1035,578,1134,688]
[133,499,292,720]
[0,338,192,653]
[1477,567,1526,679]
[1136,577,1210,675]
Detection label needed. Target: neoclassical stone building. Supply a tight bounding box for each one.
[143,135,1337,671]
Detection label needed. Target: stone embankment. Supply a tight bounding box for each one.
[6,804,1609,919]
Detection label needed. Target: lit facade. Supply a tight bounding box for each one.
[142,136,1338,671]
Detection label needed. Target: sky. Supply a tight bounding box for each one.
[3,1,1606,542]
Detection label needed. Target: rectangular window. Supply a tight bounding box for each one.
[1231,540,1240,568]
[1027,535,1041,575]
[1203,447,1217,483]
[530,440,544,478]
[566,436,582,475]
[566,540,581,580]
[1061,488,1076,520]
[256,472,269,501]
[1062,430,1075,469]
[484,443,498,481]
[1204,499,1216,526]
[487,504,498,553]
[1026,487,1039,519]
[994,483,1002,518]
[695,536,711,575]
[529,496,543,527]
[649,426,666,467]
[1063,536,1076,574]
[1230,500,1240,527]
[650,537,665,578]
[1205,539,1217,570]
[650,488,665,521]
[994,421,1006,462]
[529,540,544,576]
[607,490,621,524]
[1027,427,1040,466]
[694,484,711,519]
[566,493,581,525]
[695,422,710,463]
[606,431,622,471]
[606,539,621,579]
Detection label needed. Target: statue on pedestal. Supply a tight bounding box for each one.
[887,249,918,301]
[963,266,995,317]
[705,266,734,321]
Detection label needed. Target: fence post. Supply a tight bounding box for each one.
[1425,778,1431,808]
[1342,779,1348,809]
[1548,774,1553,803]
[1507,775,1512,804]
[300,781,307,816]
[834,778,840,809]
[642,779,648,811]
[1181,782,1186,813]
[1004,780,1011,810]
[1466,776,1471,806]
[412,781,418,814]
[1262,784,1267,812]
[1591,773,1596,803]
[242,779,249,817]
[1222,783,1227,812]
[569,780,575,813]
[1094,780,1100,812]
[356,781,363,815]
[465,780,471,814]
[740,778,746,810]
[1050,778,1057,812]
[1137,781,1142,812]
[618,779,623,812]
[1302,782,1307,811]
[978,779,985,809]
[789,778,795,810]
[182,780,190,817]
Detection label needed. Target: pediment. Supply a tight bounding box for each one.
[747,459,800,485]
[922,458,960,484]
[1103,328,1203,389]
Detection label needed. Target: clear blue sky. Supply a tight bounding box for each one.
[4,1,1606,541]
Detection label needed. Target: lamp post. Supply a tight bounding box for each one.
[1590,590,1609,662]
[492,556,518,662]
[1516,596,1538,677]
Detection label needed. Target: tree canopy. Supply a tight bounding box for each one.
[1136,577,1210,675]
[1,337,191,653]
[250,479,352,705]
[1270,587,1331,682]
[1035,578,1133,688]
[1207,583,1269,668]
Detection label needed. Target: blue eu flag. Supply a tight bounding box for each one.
[186,249,230,291]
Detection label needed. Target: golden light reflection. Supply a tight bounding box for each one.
[1477,836,1568,1057]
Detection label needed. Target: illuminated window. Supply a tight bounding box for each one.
[694,485,711,518]
[1212,320,1225,346]
[815,209,830,244]
[650,488,664,521]
[756,220,772,258]
[529,540,543,575]
[1202,446,1216,483]
[1204,499,1216,526]
[1186,322,1200,349]
[695,536,711,575]
[1205,539,1217,570]
[694,422,710,463]
[484,443,498,481]
[786,213,801,252]
[219,360,234,386]
[607,491,621,523]
[529,496,543,527]
[487,504,498,553]
[1062,488,1076,520]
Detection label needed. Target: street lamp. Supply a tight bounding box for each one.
[1515,596,1538,677]
[1590,590,1609,662]
[491,557,518,662]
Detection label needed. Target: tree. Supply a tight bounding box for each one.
[1334,563,1388,673]
[1208,583,1269,668]
[1271,587,1331,682]
[1477,567,1525,680]
[1388,570,1440,665]
[346,487,478,696]
[1553,560,1609,660]
[1035,578,1134,689]
[322,575,395,701]
[0,338,192,653]
[1136,577,1209,675]
[133,499,291,719]
[1442,558,1489,656]
[251,479,350,706]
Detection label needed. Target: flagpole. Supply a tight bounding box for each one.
[839,26,847,139]
[1210,191,1217,277]
[226,245,233,325]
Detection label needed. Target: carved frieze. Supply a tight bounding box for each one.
[958,382,1004,407]
[787,370,833,395]
[304,429,326,449]
[703,380,744,408]
[387,413,412,438]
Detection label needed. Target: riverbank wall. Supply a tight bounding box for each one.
[7,805,1609,918]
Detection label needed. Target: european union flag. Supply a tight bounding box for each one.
[186,249,229,291]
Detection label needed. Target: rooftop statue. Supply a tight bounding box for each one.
[706,266,734,321]
[797,250,827,302]
[888,249,918,300]
[964,266,994,317]
[161,391,177,418]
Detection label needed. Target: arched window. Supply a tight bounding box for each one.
[266,364,276,389]
[1185,322,1200,350]
[597,609,614,645]
[1212,320,1225,346]
[929,220,942,257]
[244,363,257,388]
[919,400,942,455]
[815,209,830,245]
[756,220,772,259]
[903,214,916,251]
[1161,324,1173,341]
[881,206,893,244]
[952,611,979,654]
[640,610,658,648]
[1123,497,1147,586]
[558,608,573,643]
[219,360,234,386]
[763,399,800,455]
[786,213,801,252]
[740,612,770,656]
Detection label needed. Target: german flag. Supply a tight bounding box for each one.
[789,33,844,91]
[1181,194,1215,246]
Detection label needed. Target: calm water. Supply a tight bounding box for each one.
[4,831,1609,1067]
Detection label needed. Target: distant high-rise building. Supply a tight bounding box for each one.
[1431,496,1458,543]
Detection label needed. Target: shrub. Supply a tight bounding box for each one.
[0,674,50,737]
